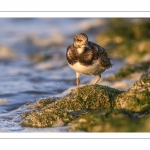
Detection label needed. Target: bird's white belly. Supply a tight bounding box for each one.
[68,61,105,76]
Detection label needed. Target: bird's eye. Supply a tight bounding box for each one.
[77,39,81,42]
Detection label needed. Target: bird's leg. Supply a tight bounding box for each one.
[76,72,81,88]
[94,75,101,84]
[76,78,80,88]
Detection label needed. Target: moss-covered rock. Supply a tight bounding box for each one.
[70,68,150,132]
[70,109,150,132]
[113,68,150,112]
[70,109,145,132]
[21,85,122,127]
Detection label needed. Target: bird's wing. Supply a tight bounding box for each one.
[88,41,113,69]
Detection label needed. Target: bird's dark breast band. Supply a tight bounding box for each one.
[66,45,99,66]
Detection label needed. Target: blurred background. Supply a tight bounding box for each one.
[0,18,150,131]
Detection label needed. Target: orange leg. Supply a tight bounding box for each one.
[76,78,80,88]
[76,72,81,88]
[94,75,101,84]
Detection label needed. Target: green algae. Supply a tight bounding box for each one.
[70,109,150,132]
[32,97,57,109]
[70,109,145,132]
[113,70,150,112]
[21,85,122,127]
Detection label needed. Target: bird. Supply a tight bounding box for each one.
[66,33,112,88]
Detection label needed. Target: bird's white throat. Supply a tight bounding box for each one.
[77,47,85,54]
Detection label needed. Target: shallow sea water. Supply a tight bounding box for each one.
[0,18,125,132]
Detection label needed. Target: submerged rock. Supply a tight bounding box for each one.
[21,85,122,127]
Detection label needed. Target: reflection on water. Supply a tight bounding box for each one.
[0,18,123,132]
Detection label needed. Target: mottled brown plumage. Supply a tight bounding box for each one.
[88,41,112,68]
[66,33,112,88]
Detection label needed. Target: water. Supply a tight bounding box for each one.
[0,18,124,132]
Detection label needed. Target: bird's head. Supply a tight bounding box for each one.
[73,33,91,49]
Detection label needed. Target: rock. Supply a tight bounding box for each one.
[140,67,150,79]
[70,109,145,132]
[113,68,150,112]
[70,68,150,132]
[21,85,122,127]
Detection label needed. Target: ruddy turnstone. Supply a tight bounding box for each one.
[66,33,112,88]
